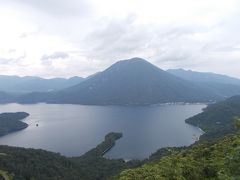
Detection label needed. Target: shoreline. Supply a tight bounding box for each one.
[0,101,212,107]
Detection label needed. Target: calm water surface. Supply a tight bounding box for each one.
[0,103,205,159]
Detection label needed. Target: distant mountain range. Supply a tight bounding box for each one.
[0,75,84,93]
[1,57,240,105]
[167,69,240,97]
[15,58,219,105]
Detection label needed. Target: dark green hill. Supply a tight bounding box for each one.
[186,95,240,140]
[0,145,85,180]
[0,112,29,137]
[117,134,240,179]
[0,132,140,180]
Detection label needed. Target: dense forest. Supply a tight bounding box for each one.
[0,112,29,137]
[186,95,240,140]
[70,132,141,180]
[0,132,140,180]
[1,96,240,179]
[118,132,240,179]
[0,146,84,180]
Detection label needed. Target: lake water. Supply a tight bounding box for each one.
[0,103,205,160]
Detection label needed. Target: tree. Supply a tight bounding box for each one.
[234,117,240,131]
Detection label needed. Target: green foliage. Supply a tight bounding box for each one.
[118,135,240,180]
[234,117,240,130]
[0,132,141,180]
[71,132,141,180]
[83,132,123,156]
[0,146,85,180]
[0,170,13,180]
[185,95,240,140]
[0,112,29,137]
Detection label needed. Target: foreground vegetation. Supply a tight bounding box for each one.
[70,132,141,180]
[0,146,84,180]
[0,112,29,137]
[0,132,140,180]
[118,134,240,179]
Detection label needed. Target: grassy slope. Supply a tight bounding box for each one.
[118,134,240,180]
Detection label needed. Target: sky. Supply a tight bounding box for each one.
[0,0,240,78]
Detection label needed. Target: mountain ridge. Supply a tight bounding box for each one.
[167,68,240,97]
[0,75,84,93]
[16,57,220,105]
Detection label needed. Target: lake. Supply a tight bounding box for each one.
[0,103,205,160]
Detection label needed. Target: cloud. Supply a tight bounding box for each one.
[41,52,69,60]
[1,0,240,78]
[0,53,26,65]
[82,15,206,67]
[41,52,70,66]
[2,0,92,17]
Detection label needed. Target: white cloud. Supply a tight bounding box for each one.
[0,0,240,78]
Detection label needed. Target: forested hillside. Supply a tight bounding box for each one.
[186,95,240,140]
[0,146,85,180]
[0,132,140,180]
[118,134,240,179]
[0,112,29,137]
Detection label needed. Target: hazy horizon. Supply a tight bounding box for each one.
[0,58,240,80]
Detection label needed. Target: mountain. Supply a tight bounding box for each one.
[0,75,84,93]
[167,68,240,85]
[167,69,240,97]
[0,91,16,103]
[16,58,220,105]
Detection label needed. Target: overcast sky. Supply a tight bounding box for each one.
[0,0,240,78]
